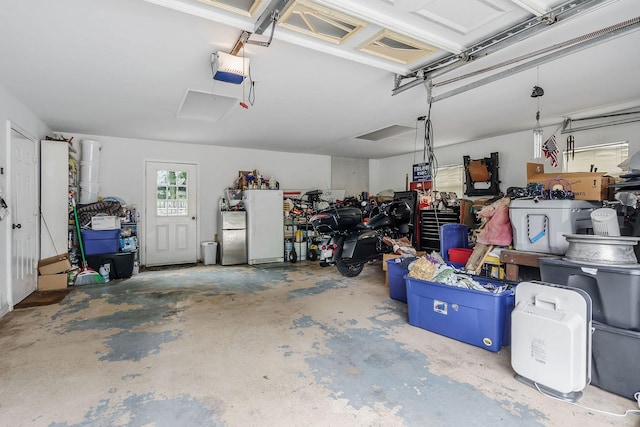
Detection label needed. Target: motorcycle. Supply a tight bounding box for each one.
[309,200,413,277]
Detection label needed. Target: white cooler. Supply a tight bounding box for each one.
[509,199,600,254]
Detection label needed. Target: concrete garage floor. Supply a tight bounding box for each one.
[0,262,637,426]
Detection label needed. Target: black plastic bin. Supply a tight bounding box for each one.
[591,321,640,401]
[85,251,136,280]
[539,257,640,331]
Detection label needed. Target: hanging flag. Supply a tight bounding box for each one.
[542,134,559,168]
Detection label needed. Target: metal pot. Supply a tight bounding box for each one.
[563,234,640,266]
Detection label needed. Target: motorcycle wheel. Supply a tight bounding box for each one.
[290,248,297,263]
[336,261,364,277]
[307,249,318,261]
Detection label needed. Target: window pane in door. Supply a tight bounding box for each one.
[177,186,187,199]
[157,171,168,186]
[157,186,167,200]
[156,169,189,216]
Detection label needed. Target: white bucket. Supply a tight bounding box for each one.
[80,160,100,183]
[81,140,102,162]
[80,182,100,204]
[294,242,307,261]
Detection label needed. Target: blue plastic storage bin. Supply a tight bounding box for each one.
[387,259,409,302]
[440,223,468,262]
[81,229,121,255]
[405,275,515,352]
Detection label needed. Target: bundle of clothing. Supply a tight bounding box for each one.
[71,200,125,229]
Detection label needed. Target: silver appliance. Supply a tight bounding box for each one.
[218,211,247,265]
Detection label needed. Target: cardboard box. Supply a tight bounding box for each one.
[38,254,71,275]
[238,170,258,189]
[38,273,68,291]
[91,215,121,230]
[527,163,615,201]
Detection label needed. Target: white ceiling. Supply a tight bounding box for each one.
[1,0,639,159]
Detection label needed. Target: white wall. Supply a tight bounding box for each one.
[0,85,51,315]
[370,121,640,196]
[66,133,332,265]
[331,156,369,198]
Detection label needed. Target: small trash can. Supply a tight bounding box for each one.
[201,241,217,265]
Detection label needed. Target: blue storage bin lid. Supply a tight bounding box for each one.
[81,229,121,239]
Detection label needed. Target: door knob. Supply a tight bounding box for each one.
[12,223,21,229]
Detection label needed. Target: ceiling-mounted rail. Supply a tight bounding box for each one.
[561,110,640,134]
[431,17,640,103]
[392,0,611,96]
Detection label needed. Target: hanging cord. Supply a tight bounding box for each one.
[535,384,640,418]
[412,119,420,165]
[423,97,438,183]
[248,67,256,106]
[40,209,60,254]
[422,87,443,229]
[240,45,249,109]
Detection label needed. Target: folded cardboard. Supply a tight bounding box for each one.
[526,163,614,201]
[38,254,71,275]
[91,215,121,230]
[38,273,67,291]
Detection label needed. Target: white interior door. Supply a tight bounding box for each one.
[145,161,197,266]
[10,126,38,304]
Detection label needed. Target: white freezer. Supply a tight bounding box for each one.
[244,190,284,265]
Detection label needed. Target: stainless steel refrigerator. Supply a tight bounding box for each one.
[244,189,284,265]
[217,211,247,265]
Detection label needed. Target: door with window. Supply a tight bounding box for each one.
[145,162,197,266]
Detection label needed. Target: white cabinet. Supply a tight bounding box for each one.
[40,140,77,259]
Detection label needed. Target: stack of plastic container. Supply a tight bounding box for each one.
[539,257,640,401]
[79,140,102,204]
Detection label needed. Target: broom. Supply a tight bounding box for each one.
[72,199,104,285]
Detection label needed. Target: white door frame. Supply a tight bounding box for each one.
[144,160,198,266]
[5,121,39,310]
